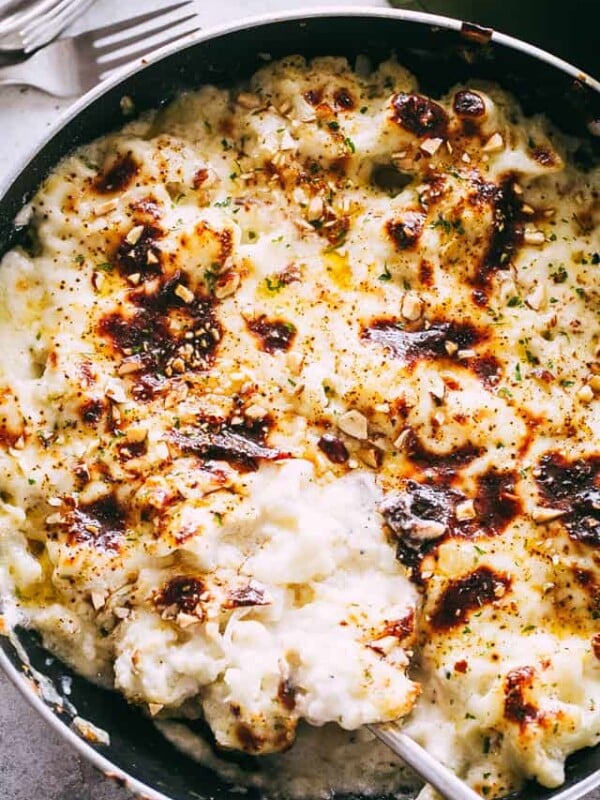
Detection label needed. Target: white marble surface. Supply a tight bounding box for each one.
[0,1,598,798]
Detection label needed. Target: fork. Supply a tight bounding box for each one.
[0,1,199,95]
[0,0,96,54]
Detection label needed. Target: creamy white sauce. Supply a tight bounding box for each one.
[0,54,599,799]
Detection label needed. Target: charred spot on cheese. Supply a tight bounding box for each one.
[419,259,434,286]
[475,469,521,534]
[98,281,220,395]
[94,153,139,194]
[535,452,600,546]
[155,575,204,614]
[79,397,106,427]
[192,168,210,189]
[371,164,413,197]
[593,634,600,660]
[504,666,538,725]
[473,176,525,295]
[303,88,323,106]
[225,583,270,608]
[381,609,415,641]
[117,437,147,463]
[391,94,449,138]
[386,211,426,251]
[403,429,483,480]
[317,433,349,464]
[236,723,267,754]
[530,146,558,168]
[113,224,163,277]
[169,420,289,470]
[453,90,486,120]
[278,679,297,711]
[429,566,511,631]
[333,87,355,111]
[381,481,463,573]
[130,195,162,221]
[247,315,296,354]
[64,494,125,551]
[362,318,486,366]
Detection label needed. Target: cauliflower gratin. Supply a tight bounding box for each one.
[0,54,599,800]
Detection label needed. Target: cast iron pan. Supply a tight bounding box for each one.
[0,8,599,800]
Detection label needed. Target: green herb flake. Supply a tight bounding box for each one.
[550,265,568,283]
[378,263,392,282]
[265,275,284,293]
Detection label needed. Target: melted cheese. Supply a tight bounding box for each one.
[0,55,599,799]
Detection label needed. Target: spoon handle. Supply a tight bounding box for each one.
[368,723,482,800]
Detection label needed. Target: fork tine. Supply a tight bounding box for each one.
[99,26,200,75]
[84,1,193,44]
[0,0,62,38]
[23,0,95,52]
[94,13,197,59]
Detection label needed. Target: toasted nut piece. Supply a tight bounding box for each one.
[482,132,504,152]
[432,410,446,426]
[393,428,412,450]
[494,583,507,598]
[148,703,164,717]
[175,283,194,303]
[176,612,199,629]
[420,137,444,156]
[307,195,324,221]
[125,225,145,245]
[359,447,381,469]
[91,591,107,611]
[444,340,459,356]
[94,199,118,216]
[411,518,446,540]
[338,409,368,440]
[513,183,523,195]
[521,203,535,216]
[524,229,545,246]
[147,250,159,265]
[47,497,62,507]
[105,379,127,404]
[457,348,476,360]
[461,152,471,163]
[280,130,296,151]
[214,272,241,299]
[118,359,144,376]
[401,292,423,321]
[531,506,566,523]
[526,282,546,311]
[286,351,303,375]
[127,273,141,286]
[455,499,476,521]
[588,375,600,394]
[577,384,594,403]
[429,374,446,401]
[237,92,261,109]
[126,426,148,444]
[245,403,268,420]
[113,607,130,619]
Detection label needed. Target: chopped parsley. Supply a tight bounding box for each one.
[265,275,284,292]
[378,263,392,282]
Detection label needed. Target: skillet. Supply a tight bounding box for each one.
[0,8,599,800]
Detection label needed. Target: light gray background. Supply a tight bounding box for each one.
[0,1,598,798]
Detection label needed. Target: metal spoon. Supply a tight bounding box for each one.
[368,723,482,800]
